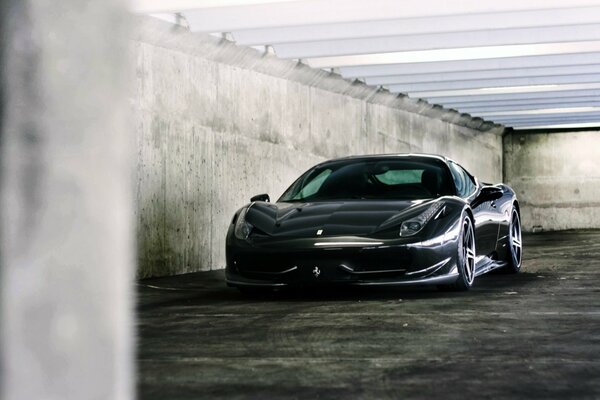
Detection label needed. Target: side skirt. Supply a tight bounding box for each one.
[474,258,508,277]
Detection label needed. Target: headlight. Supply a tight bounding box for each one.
[400,202,444,237]
[234,207,254,239]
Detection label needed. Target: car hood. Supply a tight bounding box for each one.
[244,200,434,238]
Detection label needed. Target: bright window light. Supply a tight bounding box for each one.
[307,41,600,68]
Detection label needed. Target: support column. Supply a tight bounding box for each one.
[0,1,134,399]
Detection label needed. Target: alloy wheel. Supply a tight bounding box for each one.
[462,218,476,285]
[510,210,522,268]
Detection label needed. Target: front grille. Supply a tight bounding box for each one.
[233,247,412,281]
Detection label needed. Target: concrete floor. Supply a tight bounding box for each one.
[137,230,600,399]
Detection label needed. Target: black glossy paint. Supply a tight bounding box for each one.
[226,154,518,289]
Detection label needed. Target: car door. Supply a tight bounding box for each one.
[448,161,498,260]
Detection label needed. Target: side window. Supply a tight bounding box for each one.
[462,168,476,196]
[448,162,476,197]
[448,162,465,196]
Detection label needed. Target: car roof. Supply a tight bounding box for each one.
[313,153,450,168]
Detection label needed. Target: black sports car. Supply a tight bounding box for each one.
[226,154,522,292]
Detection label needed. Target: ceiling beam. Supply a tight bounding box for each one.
[422,89,600,104]
[232,6,600,45]
[364,64,600,86]
[490,113,600,123]
[410,83,600,99]
[182,0,600,32]
[388,74,600,93]
[506,114,600,125]
[442,96,600,109]
[512,121,600,129]
[456,101,600,114]
[473,114,598,124]
[479,107,600,118]
[490,112,600,124]
[307,41,600,68]
[274,24,600,59]
[500,117,600,127]
[501,119,600,129]
[339,53,600,78]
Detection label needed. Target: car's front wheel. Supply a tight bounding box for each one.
[439,214,476,291]
[503,207,522,273]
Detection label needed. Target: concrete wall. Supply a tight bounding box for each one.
[504,130,600,232]
[1,1,134,399]
[132,16,504,278]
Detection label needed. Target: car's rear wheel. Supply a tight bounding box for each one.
[503,208,522,273]
[439,214,476,291]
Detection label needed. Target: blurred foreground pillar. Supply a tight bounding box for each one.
[1,1,134,399]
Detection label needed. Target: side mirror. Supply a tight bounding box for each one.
[250,193,270,203]
[479,186,503,201]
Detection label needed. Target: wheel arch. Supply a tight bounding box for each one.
[513,199,520,215]
[463,206,475,225]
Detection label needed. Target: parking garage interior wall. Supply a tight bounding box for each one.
[504,130,600,232]
[132,16,504,278]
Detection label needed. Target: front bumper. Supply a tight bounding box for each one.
[225,234,459,288]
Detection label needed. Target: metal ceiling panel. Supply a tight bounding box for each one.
[339,53,600,78]
[457,101,600,113]
[307,41,600,68]
[412,83,600,99]
[389,74,600,93]
[423,89,600,105]
[182,0,600,32]
[443,97,600,109]
[273,24,600,59]
[232,6,600,45]
[364,65,600,86]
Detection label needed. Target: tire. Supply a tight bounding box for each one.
[439,213,476,291]
[503,207,522,273]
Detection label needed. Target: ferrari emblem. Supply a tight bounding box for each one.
[312,266,321,278]
[316,229,323,236]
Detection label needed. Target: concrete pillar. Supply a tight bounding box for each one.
[0,1,134,399]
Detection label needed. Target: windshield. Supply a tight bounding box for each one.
[279,158,455,202]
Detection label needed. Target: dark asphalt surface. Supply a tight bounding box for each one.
[137,230,600,399]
